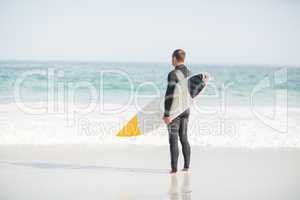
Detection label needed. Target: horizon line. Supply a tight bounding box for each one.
[0,59,299,67]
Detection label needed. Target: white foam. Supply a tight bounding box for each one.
[0,102,300,147]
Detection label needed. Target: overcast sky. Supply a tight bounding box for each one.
[0,0,299,65]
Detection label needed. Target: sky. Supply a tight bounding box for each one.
[0,0,299,65]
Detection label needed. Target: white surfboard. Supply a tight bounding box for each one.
[117,72,207,137]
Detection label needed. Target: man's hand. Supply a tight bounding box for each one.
[163,116,172,125]
[203,72,210,83]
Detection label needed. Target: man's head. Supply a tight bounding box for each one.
[172,49,186,67]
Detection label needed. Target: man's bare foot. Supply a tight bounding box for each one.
[169,169,177,174]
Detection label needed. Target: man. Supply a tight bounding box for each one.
[163,49,191,173]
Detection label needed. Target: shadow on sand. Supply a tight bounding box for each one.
[1,161,193,199]
[2,161,169,174]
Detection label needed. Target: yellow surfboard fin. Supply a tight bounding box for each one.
[117,115,141,137]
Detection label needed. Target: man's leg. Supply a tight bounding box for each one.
[179,116,191,169]
[168,118,180,172]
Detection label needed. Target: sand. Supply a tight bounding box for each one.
[0,144,299,200]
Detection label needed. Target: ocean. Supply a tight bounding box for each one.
[0,61,299,147]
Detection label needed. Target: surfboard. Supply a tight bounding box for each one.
[116,73,207,137]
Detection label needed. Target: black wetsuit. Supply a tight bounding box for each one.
[164,64,191,172]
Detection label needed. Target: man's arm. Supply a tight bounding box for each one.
[164,71,177,117]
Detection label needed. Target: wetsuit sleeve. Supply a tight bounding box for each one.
[164,72,177,117]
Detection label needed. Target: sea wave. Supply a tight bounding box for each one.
[0,102,299,147]
[1,62,300,106]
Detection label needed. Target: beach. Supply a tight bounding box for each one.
[0,144,299,200]
[0,62,300,199]
[1,0,300,198]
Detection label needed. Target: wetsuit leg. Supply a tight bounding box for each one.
[168,117,180,172]
[179,116,190,169]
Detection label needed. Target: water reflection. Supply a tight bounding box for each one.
[169,172,192,200]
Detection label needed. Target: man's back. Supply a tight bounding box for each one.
[164,64,191,118]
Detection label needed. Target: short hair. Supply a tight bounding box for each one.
[172,49,186,62]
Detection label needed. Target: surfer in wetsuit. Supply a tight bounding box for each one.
[163,49,191,173]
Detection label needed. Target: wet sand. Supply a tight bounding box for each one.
[0,144,299,200]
